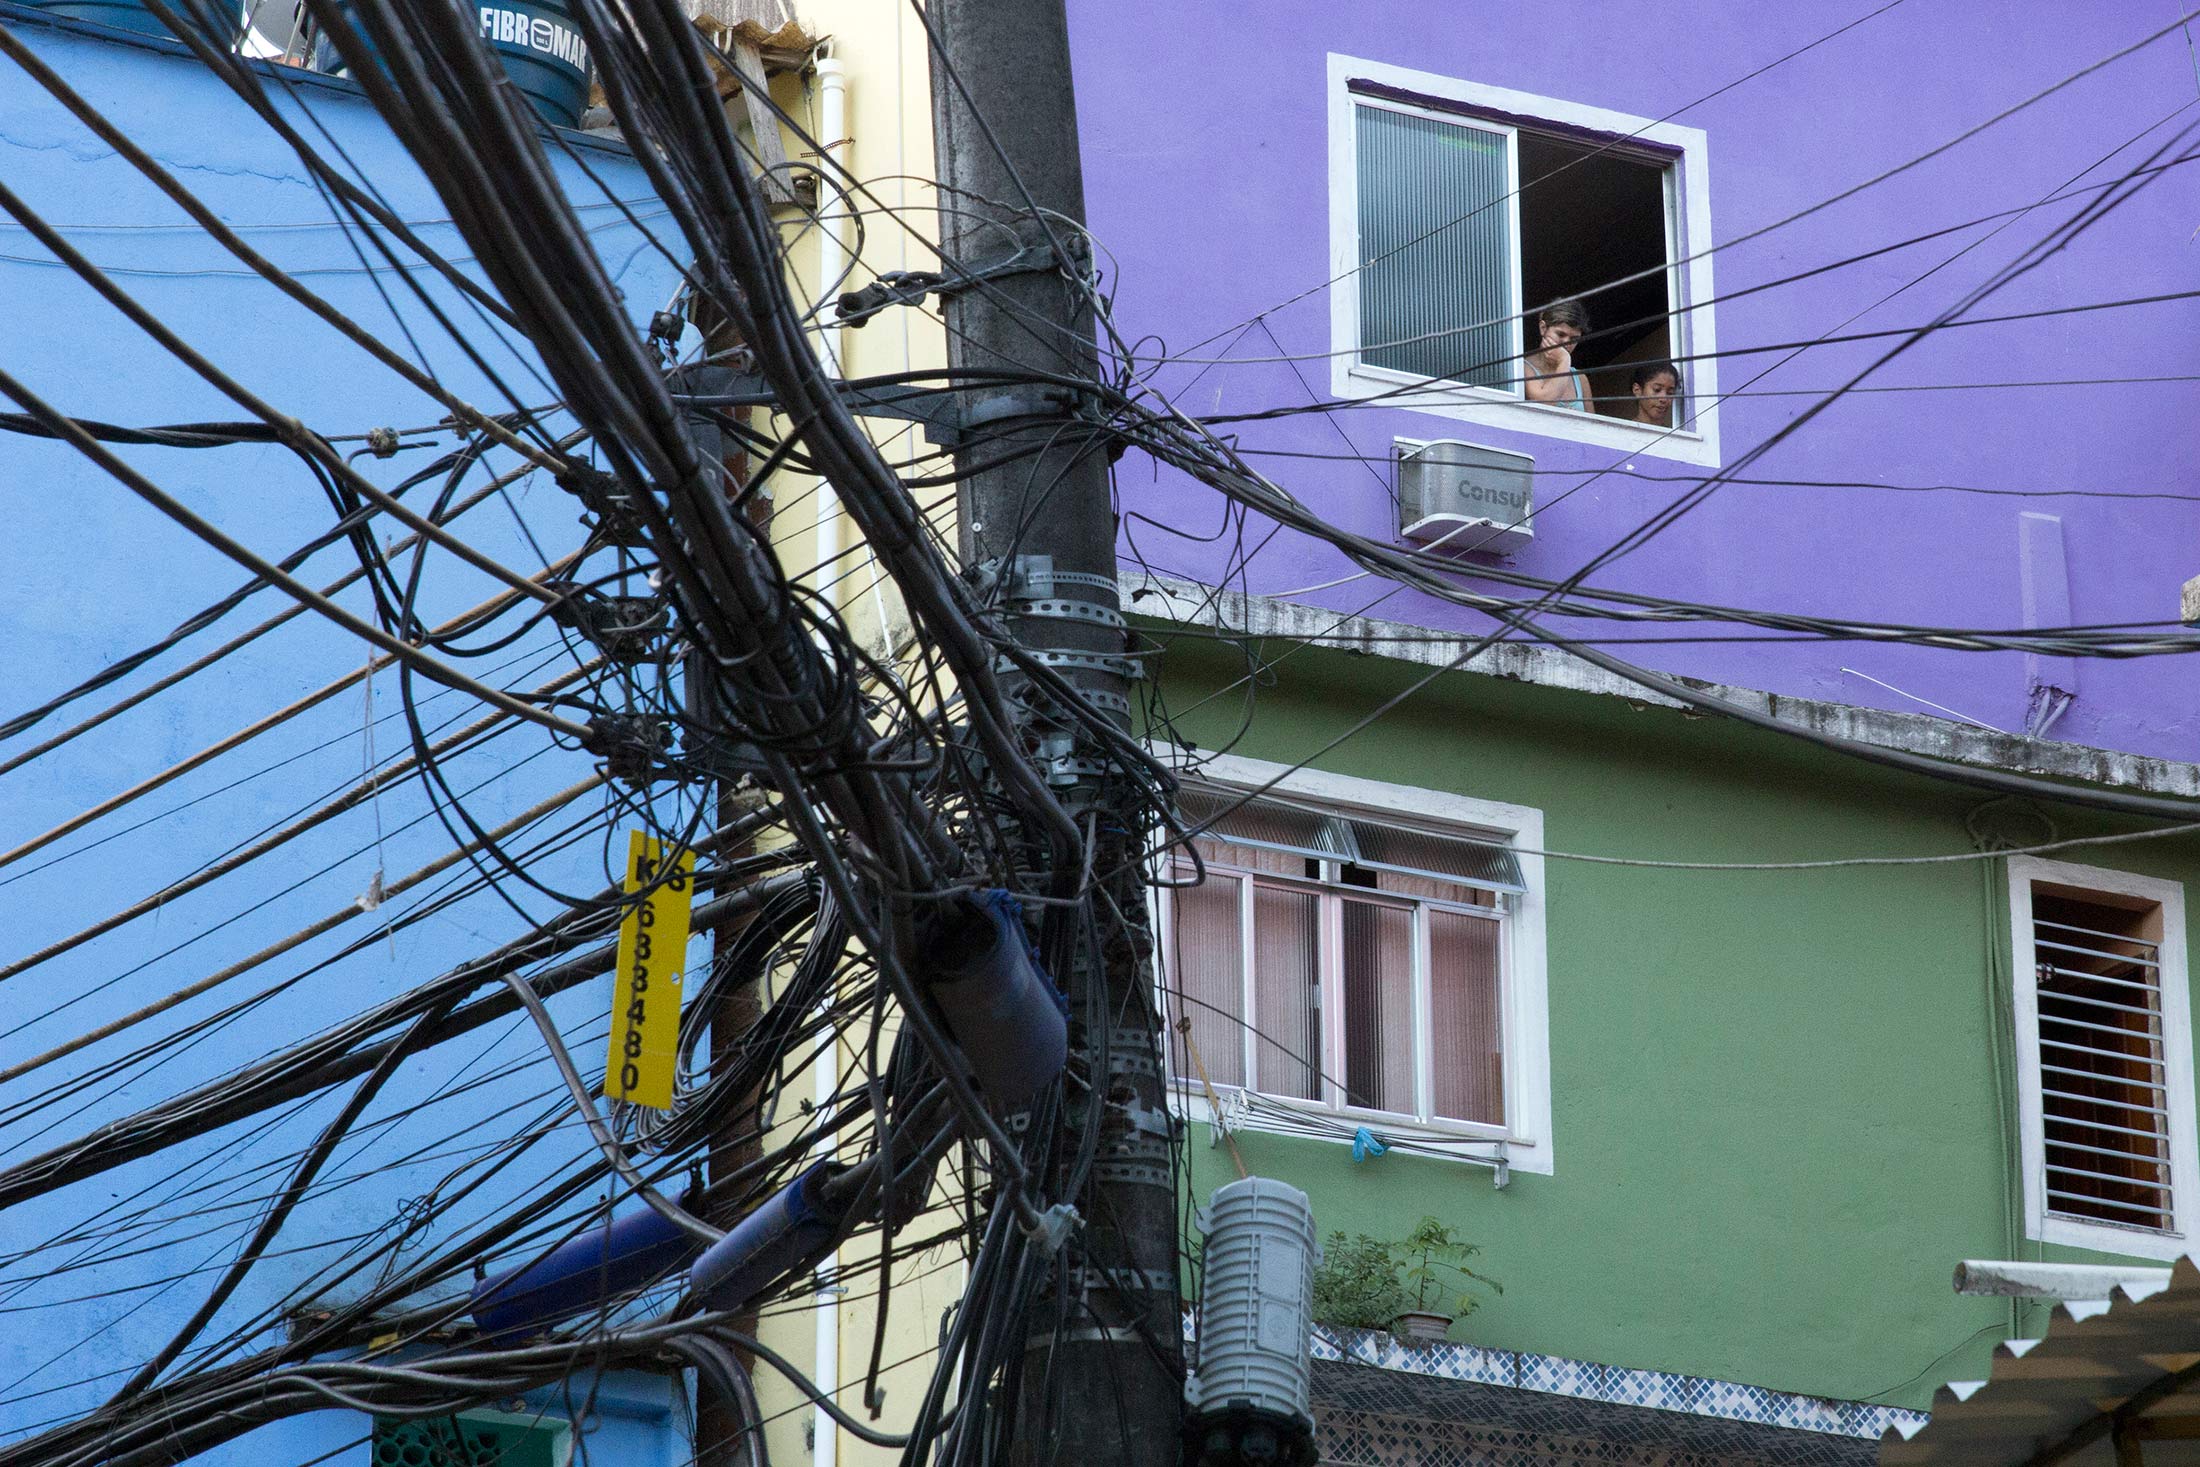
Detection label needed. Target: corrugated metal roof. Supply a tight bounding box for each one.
[1881,1259,2200,1467]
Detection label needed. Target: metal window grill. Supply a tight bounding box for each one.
[372,1416,559,1467]
[2033,902,2173,1232]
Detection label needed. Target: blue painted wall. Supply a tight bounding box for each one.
[0,17,690,1460]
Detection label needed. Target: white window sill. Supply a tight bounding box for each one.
[1171,1082,1547,1180]
[2037,1212,2192,1264]
[1335,362,1720,468]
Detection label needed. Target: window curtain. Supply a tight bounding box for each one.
[1252,885,1322,1100]
[1430,908,1505,1125]
[1165,869,1245,1089]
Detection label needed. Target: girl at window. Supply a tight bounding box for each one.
[1629,360,1682,427]
[1522,299,1590,411]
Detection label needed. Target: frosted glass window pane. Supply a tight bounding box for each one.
[1430,908,1504,1125]
[1164,869,1245,1089]
[1340,898,1415,1114]
[1252,884,1322,1101]
[1357,105,1513,388]
[1181,786,1523,896]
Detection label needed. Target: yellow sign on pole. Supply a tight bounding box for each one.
[605,831,695,1111]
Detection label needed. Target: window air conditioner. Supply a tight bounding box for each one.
[1394,438,1534,555]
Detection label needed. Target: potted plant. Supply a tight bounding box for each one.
[1312,1216,1500,1346]
[1391,1216,1499,1343]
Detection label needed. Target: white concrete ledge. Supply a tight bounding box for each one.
[1952,1260,2171,1302]
[1126,574,2200,800]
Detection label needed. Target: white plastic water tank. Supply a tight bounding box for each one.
[1186,1176,1317,1467]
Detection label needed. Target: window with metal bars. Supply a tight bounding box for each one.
[2031,889,2173,1231]
[2011,858,2196,1259]
[1160,785,1523,1134]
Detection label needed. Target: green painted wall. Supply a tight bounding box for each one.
[1155,634,2200,1412]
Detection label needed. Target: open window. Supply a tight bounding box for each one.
[1330,57,1719,465]
[1517,132,1679,419]
[1355,103,1679,417]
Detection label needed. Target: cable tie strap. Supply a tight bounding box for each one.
[1007,598,1127,631]
[959,385,1089,437]
[1064,1264,1176,1295]
[1009,684,1132,723]
[1044,571,1119,593]
[987,555,1119,605]
[1118,1102,1178,1140]
[994,649,1143,681]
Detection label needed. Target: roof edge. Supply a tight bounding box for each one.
[1126,575,2200,800]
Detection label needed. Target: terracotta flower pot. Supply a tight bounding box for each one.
[1391,1310,1454,1345]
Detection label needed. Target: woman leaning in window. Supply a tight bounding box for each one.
[1521,299,1590,411]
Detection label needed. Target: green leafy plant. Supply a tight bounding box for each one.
[1398,1216,1500,1315]
[1311,1217,1500,1336]
[1309,1232,1406,1331]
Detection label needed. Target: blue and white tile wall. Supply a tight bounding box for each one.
[1310,1328,1925,1443]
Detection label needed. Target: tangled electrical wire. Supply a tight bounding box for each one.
[0,0,1197,1461]
[5,1,2200,1465]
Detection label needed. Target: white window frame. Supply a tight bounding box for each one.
[1326,53,1721,468]
[2007,856,2197,1261]
[1156,753,1552,1176]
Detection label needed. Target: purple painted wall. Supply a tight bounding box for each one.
[1066,1,2200,761]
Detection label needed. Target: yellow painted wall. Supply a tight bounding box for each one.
[761,0,950,664]
[744,8,960,1466]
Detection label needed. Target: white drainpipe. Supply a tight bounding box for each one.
[812,1039,840,1467]
[810,49,847,1467]
[813,48,849,606]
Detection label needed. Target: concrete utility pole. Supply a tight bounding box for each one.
[691,360,766,1467]
[925,4,1184,1466]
